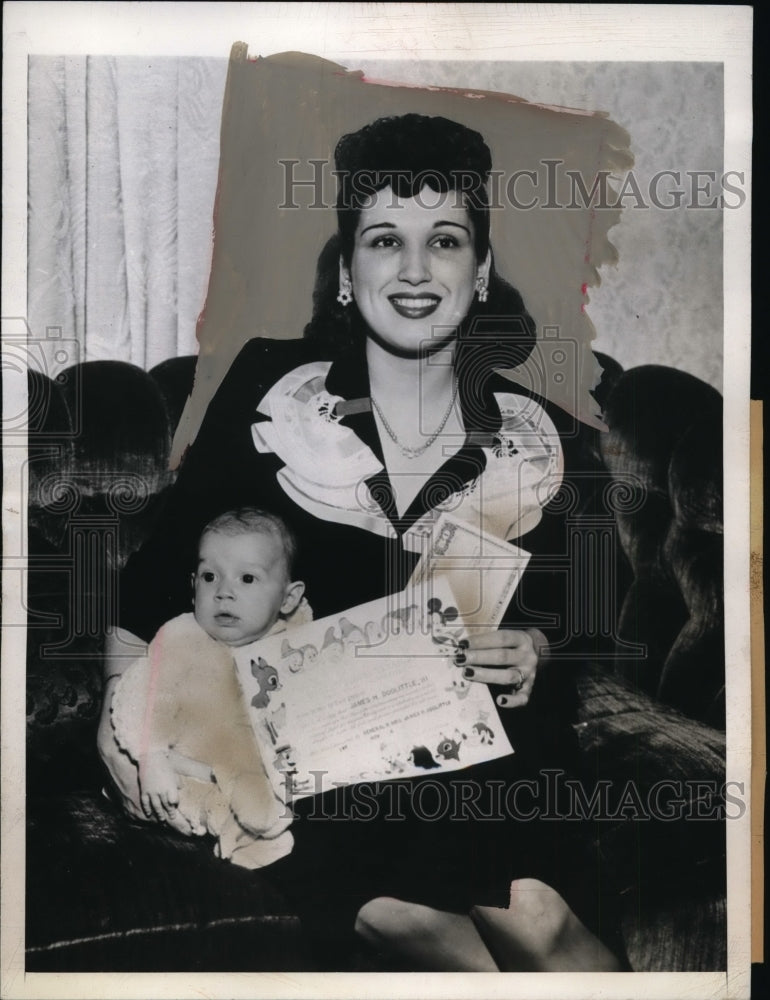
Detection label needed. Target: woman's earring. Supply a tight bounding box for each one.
[337,276,354,307]
[475,276,489,304]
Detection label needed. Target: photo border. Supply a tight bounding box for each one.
[2,4,754,998]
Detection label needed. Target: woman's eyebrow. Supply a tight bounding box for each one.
[359,220,471,236]
[359,222,397,236]
[432,221,471,234]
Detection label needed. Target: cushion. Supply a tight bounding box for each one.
[574,662,726,970]
[26,790,310,972]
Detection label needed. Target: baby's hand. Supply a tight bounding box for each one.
[139,751,180,822]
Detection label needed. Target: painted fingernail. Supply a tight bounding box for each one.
[454,651,466,665]
[458,639,470,650]
[463,667,474,679]
[497,696,510,707]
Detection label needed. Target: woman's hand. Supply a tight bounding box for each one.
[452,628,547,708]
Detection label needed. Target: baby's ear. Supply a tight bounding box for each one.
[281,580,305,617]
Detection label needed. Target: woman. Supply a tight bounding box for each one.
[99,114,623,971]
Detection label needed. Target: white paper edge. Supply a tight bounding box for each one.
[1,4,753,999]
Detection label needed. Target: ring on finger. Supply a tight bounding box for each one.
[511,667,525,692]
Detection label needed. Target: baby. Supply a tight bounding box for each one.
[111,507,308,869]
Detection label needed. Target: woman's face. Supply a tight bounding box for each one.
[346,185,489,355]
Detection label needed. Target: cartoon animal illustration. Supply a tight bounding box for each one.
[339,617,366,650]
[426,597,462,647]
[300,643,318,665]
[446,674,472,700]
[408,745,440,770]
[272,743,297,773]
[472,719,496,744]
[385,755,407,775]
[320,626,344,664]
[380,742,407,775]
[250,657,280,708]
[427,597,459,627]
[270,743,313,795]
[280,639,304,673]
[381,604,419,636]
[436,736,462,762]
[265,701,287,743]
[364,619,386,647]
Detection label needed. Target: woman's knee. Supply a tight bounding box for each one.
[471,880,622,972]
[471,879,572,955]
[355,897,458,947]
[355,897,420,944]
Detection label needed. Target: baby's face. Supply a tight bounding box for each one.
[194,530,292,647]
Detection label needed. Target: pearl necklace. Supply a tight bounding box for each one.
[370,380,459,459]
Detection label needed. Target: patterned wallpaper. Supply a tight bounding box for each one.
[353,61,726,391]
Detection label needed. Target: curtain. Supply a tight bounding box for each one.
[27,56,228,376]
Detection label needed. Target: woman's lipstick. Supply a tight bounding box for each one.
[388,293,441,319]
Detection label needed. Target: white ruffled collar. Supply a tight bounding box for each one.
[251,361,563,549]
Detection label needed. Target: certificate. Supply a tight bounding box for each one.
[232,576,515,800]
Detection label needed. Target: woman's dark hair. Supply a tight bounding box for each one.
[304,114,537,381]
[334,114,491,266]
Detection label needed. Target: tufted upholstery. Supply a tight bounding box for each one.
[149,355,200,436]
[27,370,75,549]
[660,416,724,725]
[600,365,724,725]
[574,662,726,971]
[58,360,172,495]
